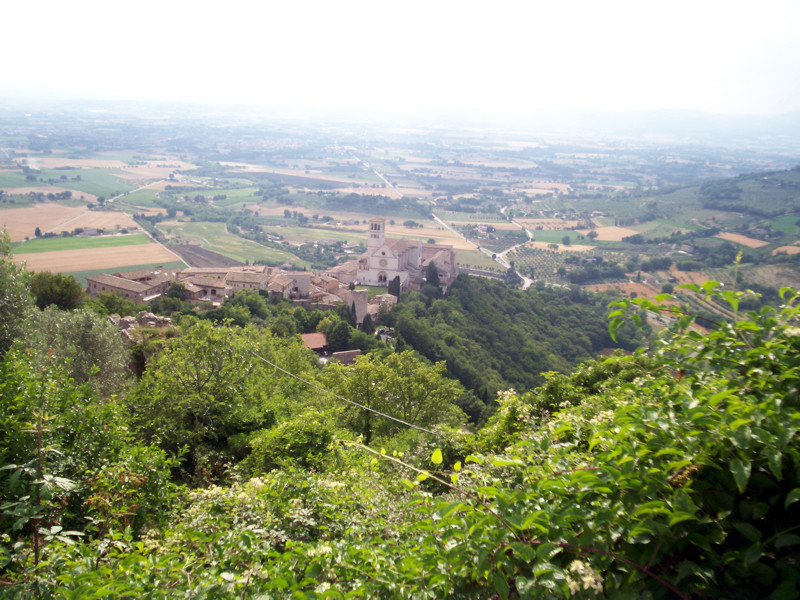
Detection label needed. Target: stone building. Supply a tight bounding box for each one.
[324,218,458,291]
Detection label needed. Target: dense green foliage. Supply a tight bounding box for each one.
[29,272,84,311]
[0,233,33,358]
[2,235,799,598]
[393,275,644,398]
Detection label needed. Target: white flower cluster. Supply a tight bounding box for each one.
[566,559,604,595]
[589,410,616,427]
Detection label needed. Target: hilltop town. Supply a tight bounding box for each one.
[86,218,458,328]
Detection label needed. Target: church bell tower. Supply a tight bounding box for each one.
[368,218,385,250]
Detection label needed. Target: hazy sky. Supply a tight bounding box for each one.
[3,0,799,116]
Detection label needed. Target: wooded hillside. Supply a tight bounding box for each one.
[1,243,798,599]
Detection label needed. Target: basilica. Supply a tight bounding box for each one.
[323,218,459,290]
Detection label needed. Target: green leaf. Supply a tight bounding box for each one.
[450,473,459,486]
[221,572,235,582]
[493,571,510,600]
[768,581,799,600]
[743,543,763,566]
[416,472,429,483]
[669,512,697,527]
[730,458,751,494]
[766,449,782,481]
[400,478,415,490]
[431,449,443,466]
[786,488,800,509]
[733,522,762,542]
[774,534,800,549]
[508,542,537,562]
[453,461,461,472]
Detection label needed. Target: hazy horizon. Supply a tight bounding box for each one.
[3,1,799,119]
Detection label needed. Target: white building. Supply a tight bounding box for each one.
[351,218,458,290]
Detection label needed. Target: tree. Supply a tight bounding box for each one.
[503,267,522,288]
[327,320,351,352]
[165,282,187,300]
[426,261,440,288]
[361,313,375,335]
[30,271,84,310]
[34,227,42,238]
[561,234,571,246]
[130,321,317,482]
[86,291,145,317]
[24,307,130,398]
[321,351,465,443]
[388,275,401,298]
[0,231,34,357]
[587,230,599,240]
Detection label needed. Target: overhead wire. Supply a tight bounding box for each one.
[248,350,439,437]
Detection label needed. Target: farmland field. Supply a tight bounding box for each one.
[715,232,769,248]
[158,221,310,267]
[116,189,162,208]
[0,171,35,187]
[576,226,639,242]
[0,203,87,241]
[0,186,98,205]
[262,225,366,245]
[524,240,594,253]
[12,243,182,272]
[12,233,149,253]
[772,245,800,255]
[454,248,503,270]
[210,188,260,208]
[61,210,139,232]
[58,169,136,197]
[436,210,505,223]
[517,219,580,231]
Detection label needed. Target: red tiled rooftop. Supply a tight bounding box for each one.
[301,332,328,350]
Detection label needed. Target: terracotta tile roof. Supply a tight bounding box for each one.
[114,268,157,281]
[87,273,151,293]
[186,276,227,289]
[226,272,266,284]
[331,349,361,365]
[301,332,328,350]
[386,239,419,254]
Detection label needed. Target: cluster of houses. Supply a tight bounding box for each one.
[86,219,459,328]
[86,265,393,328]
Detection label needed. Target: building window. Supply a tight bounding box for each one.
[378,271,387,283]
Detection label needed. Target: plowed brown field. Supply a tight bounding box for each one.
[13,244,180,272]
[1,204,86,241]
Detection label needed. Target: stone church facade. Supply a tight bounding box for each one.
[338,218,458,290]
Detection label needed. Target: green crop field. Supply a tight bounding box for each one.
[12,233,150,254]
[529,229,575,243]
[0,172,33,187]
[768,214,800,236]
[262,225,366,244]
[159,221,310,268]
[632,220,693,238]
[211,188,260,207]
[117,189,162,208]
[68,261,186,287]
[455,248,503,271]
[436,210,506,223]
[59,169,135,197]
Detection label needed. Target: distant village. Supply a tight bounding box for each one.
[87,218,459,329]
